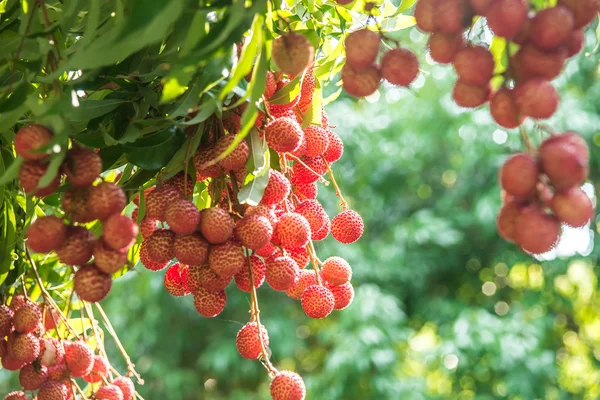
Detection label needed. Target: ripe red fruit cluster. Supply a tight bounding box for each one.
[497,132,593,254]
[415,0,598,123]
[341,28,420,97]
[0,297,136,399]
[18,125,137,304]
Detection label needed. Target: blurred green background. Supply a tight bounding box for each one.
[3,27,600,400]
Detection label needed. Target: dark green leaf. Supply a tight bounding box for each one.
[123,128,186,170]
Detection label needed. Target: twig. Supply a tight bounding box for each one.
[323,159,347,209]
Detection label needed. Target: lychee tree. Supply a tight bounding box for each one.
[0,0,599,399]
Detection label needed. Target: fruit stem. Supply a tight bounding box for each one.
[245,253,278,375]
[285,153,330,185]
[84,303,113,382]
[520,125,535,154]
[323,158,348,210]
[70,379,84,399]
[95,303,145,385]
[306,241,324,286]
[20,275,28,299]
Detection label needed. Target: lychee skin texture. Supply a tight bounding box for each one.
[165,199,200,235]
[266,256,300,291]
[312,217,331,241]
[490,89,523,129]
[9,295,26,312]
[10,333,40,364]
[236,322,269,360]
[94,240,127,274]
[235,214,273,251]
[289,246,310,269]
[139,217,157,239]
[381,48,419,87]
[164,263,190,297]
[145,185,182,222]
[113,377,135,400]
[260,170,292,206]
[65,341,94,377]
[145,229,175,264]
[272,33,314,76]
[139,241,169,271]
[197,264,232,292]
[13,302,41,333]
[265,118,304,154]
[486,0,529,39]
[255,241,279,258]
[294,181,318,200]
[215,134,249,172]
[341,64,381,98]
[200,207,234,244]
[46,363,68,381]
[95,384,124,400]
[558,0,600,29]
[37,381,71,400]
[286,269,317,300]
[539,132,589,190]
[292,156,327,184]
[529,6,575,50]
[414,0,437,32]
[496,201,522,242]
[63,147,102,187]
[26,216,67,253]
[323,130,343,164]
[514,207,561,254]
[74,264,112,303]
[321,256,352,286]
[83,355,110,383]
[160,171,195,198]
[428,32,463,64]
[194,146,222,180]
[0,305,14,337]
[303,125,330,157]
[208,240,246,277]
[499,153,539,198]
[517,44,567,81]
[452,81,490,108]
[56,226,95,266]
[566,29,585,57]
[1,352,26,371]
[43,307,61,331]
[551,187,594,227]
[295,199,328,236]
[103,214,138,252]
[4,391,29,400]
[274,213,311,250]
[330,282,355,310]
[453,46,495,86]
[434,0,469,34]
[15,124,53,161]
[515,79,559,120]
[40,337,64,367]
[331,210,364,244]
[301,285,335,319]
[270,370,307,400]
[193,287,227,317]
[173,233,210,266]
[469,0,492,14]
[19,161,61,197]
[62,187,94,223]
[88,182,127,221]
[234,256,266,292]
[344,29,381,70]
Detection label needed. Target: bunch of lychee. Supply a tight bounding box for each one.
[16,124,138,305]
[497,132,593,254]
[0,295,136,400]
[341,28,420,97]
[415,0,598,123]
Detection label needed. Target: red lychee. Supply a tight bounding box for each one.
[56,226,95,266]
[551,187,593,227]
[103,214,138,251]
[380,48,419,87]
[194,264,232,292]
[208,240,245,277]
[88,182,127,221]
[452,81,490,108]
[95,384,124,400]
[235,214,273,251]
[291,156,327,184]
[515,78,559,120]
[539,132,589,190]
[173,233,210,266]
[486,0,529,39]
[26,216,67,253]
[344,29,381,70]
[321,256,352,286]
[74,264,112,303]
[193,146,222,180]
[566,29,585,57]
[331,210,364,244]
[234,256,266,292]
[270,371,306,400]
[193,287,227,317]
[94,240,128,274]
[286,269,317,300]
[164,263,190,297]
[145,185,182,222]
[83,355,110,383]
[37,381,71,400]
[4,391,29,400]
[139,241,169,271]
[517,44,567,81]
[295,199,328,237]
[62,147,102,187]
[165,199,200,235]
[199,207,233,244]
[453,46,494,86]
[294,181,318,200]
[39,337,64,367]
[0,305,13,337]
[62,187,94,223]
[558,0,600,28]
[139,217,158,239]
[14,124,53,161]
[514,206,561,254]
[145,229,175,264]
[215,134,249,172]
[496,200,523,242]
[1,352,26,371]
[499,153,539,198]
[529,6,575,50]
[469,0,492,14]
[288,246,310,269]
[303,125,330,157]
[65,340,94,377]
[19,161,61,197]
[341,64,381,98]
[266,256,300,291]
[301,284,335,319]
[434,0,471,34]
[13,301,41,334]
[271,33,314,76]
[236,322,269,360]
[273,212,311,249]
[160,171,194,198]
[113,377,135,400]
[330,282,355,310]
[9,333,40,364]
[265,118,304,154]
[490,88,524,129]
[428,32,463,64]
[415,0,438,32]
[260,169,291,206]
[312,217,331,241]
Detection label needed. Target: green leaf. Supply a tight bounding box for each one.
[0,81,29,113]
[248,127,268,176]
[393,0,418,16]
[237,168,270,206]
[269,74,301,105]
[160,78,189,103]
[38,152,65,188]
[301,87,323,128]
[161,123,204,180]
[69,99,127,122]
[0,155,22,186]
[123,127,186,170]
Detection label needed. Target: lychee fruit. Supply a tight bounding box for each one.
[165,199,200,235]
[265,117,304,153]
[193,146,222,180]
[265,71,278,99]
[255,241,279,258]
[234,256,266,292]
[245,205,278,227]
[43,307,61,331]
[301,284,335,319]
[9,332,40,363]
[344,29,380,70]
[236,322,269,360]
[193,287,227,317]
[19,161,61,197]
[558,0,600,28]
[291,155,327,184]
[200,207,234,244]
[0,305,13,337]
[260,169,291,206]
[145,185,182,221]
[62,147,102,187]
[74,264,112,303]
[215,134,249,172]
[485,0,529,39]
[113,377,135,400]
[145,229,176,263]
[453,46,494,86]
[65,340,94,377]
[273,213,311,249]
[14,124,53,161]
[139,241,169,271]
[331,210,364,244]
[163,263,190,297]
[208,240,245,277]
[271,33,314,76]
[37,381,71,400]
[160,171,195,198]
[55,226,95,266]
[295,200,328,237]
[139,217,158,239]
[381,48,419,87]
[551,187,593,227]
[294,181,318,200]
[330,282,355,310]
[341,64,381,98]
[266,256,300,291]
[452,81,490,108]
[529,6,575,50]
[312,217,331,241]
[26,216,67,253]
[88,182,127,221]
[496,200,523,242]
[435,0,471,34]
[517,44,567,81]
[514,206,561,254]
[286,269,317,300]
[94,240,128,274]
[197,264,232,292]
[270,370,306,400]
[1,352,26,371]
[95,384,124,400]
[288,246,310,269]
[9,295,26,312]
[13,301,41,334]
[46,363,68,381]
[515,78,559,119]
[4,391,29,400]
[490,88,524,129]
[235,214,273,250]
[83,355,110,383]
[39,337,64,367]
[499,153,539,198]
[566,29,585,57]
[321,256,352,286]
[62,187,94,223]
[103,214,138,251]
[539,132,589,190]
[173,233,210,266]
[323,130,343,164]
[428,32,463,64]
[469,0,492,14]
[303,125,330,157]
[414,0,438,32]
